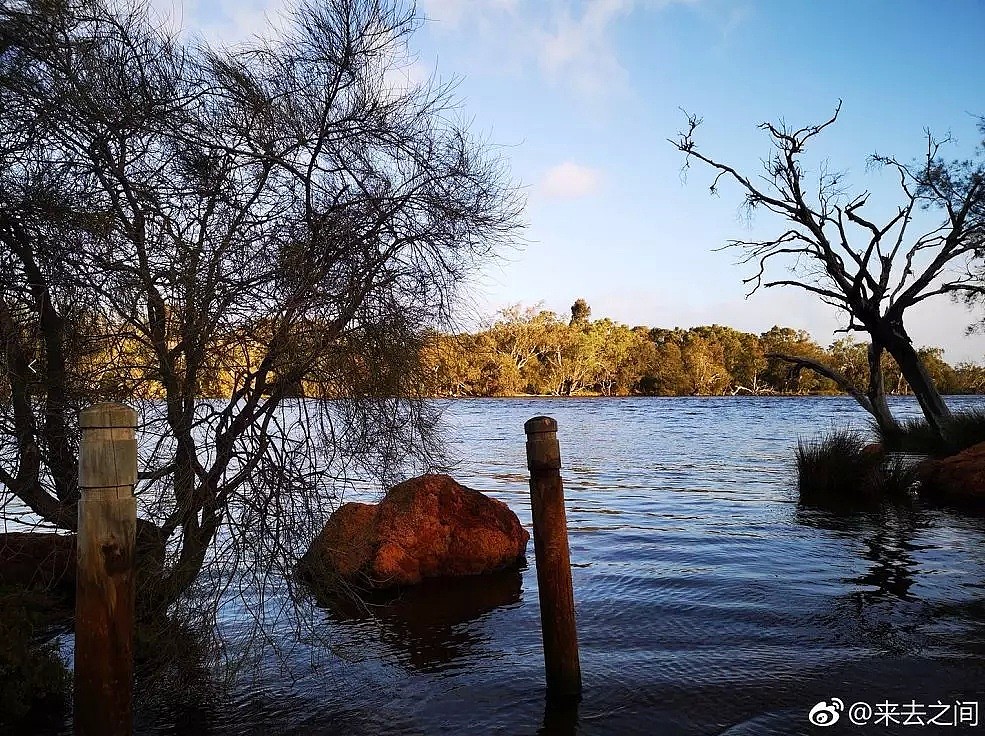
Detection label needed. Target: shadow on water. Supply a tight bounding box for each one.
[312,568,524,673]
[849,513,920,602]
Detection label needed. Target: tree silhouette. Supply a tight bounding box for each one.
[674,105,984,437]
[569,298,591,326]
[0,0,522,611]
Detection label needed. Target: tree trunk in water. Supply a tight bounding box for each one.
[866,342,899,437]
[881,327,952,439]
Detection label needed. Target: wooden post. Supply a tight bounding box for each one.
[524,416,581,702]
[75,403,137,736]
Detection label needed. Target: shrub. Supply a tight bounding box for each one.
[797,429,918,505]
[877,409,985,458]
[0,587,71,731]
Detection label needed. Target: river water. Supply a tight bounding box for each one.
[40,397,985,734]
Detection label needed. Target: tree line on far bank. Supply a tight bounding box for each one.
[419,300,985,398]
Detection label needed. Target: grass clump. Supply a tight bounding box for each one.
[797,429,919,506]
[0,586,71,731]
[876,409,985,458]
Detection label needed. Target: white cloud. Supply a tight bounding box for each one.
[540,162,603,199]
[146,0,713,106]
[420,0,704,105]
[146,0,295,47]
[904,299,985,364]
[383,58,433,95]
[145,0,193,35]
[539,0,633,100]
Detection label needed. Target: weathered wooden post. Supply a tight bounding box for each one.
[524,415,582,702]
[75,403,137,736]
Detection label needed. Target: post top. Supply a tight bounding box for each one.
[80,403,137,429]
[524,416,557,434]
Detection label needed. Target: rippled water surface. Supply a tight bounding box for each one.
[52,398,985,734]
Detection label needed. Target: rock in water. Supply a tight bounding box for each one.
[0,520,166,601]
[298,474,529,589]
[920,441,985,507]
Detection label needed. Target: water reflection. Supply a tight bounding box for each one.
[538,699,579,736]
[850,509,920,601]
[313,569,524,673]
[133,613,228,735]
[796,504,924,597]
[796,503,928,655]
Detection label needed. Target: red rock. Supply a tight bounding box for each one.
[298,474,529,589]
[919,441,985,506]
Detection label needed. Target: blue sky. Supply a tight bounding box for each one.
[152,0,985,360]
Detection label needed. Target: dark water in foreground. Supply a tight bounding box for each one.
[48,398,985,734]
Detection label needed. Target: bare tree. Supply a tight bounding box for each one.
[0,0,522,616]
[673,104,984,439]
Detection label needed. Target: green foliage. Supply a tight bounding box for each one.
[417,304,985,398]
[876,409,985,458]
[0,587,71,731]
[796,430,919,506]
[953,363,985,393]
[760,326,837,394]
